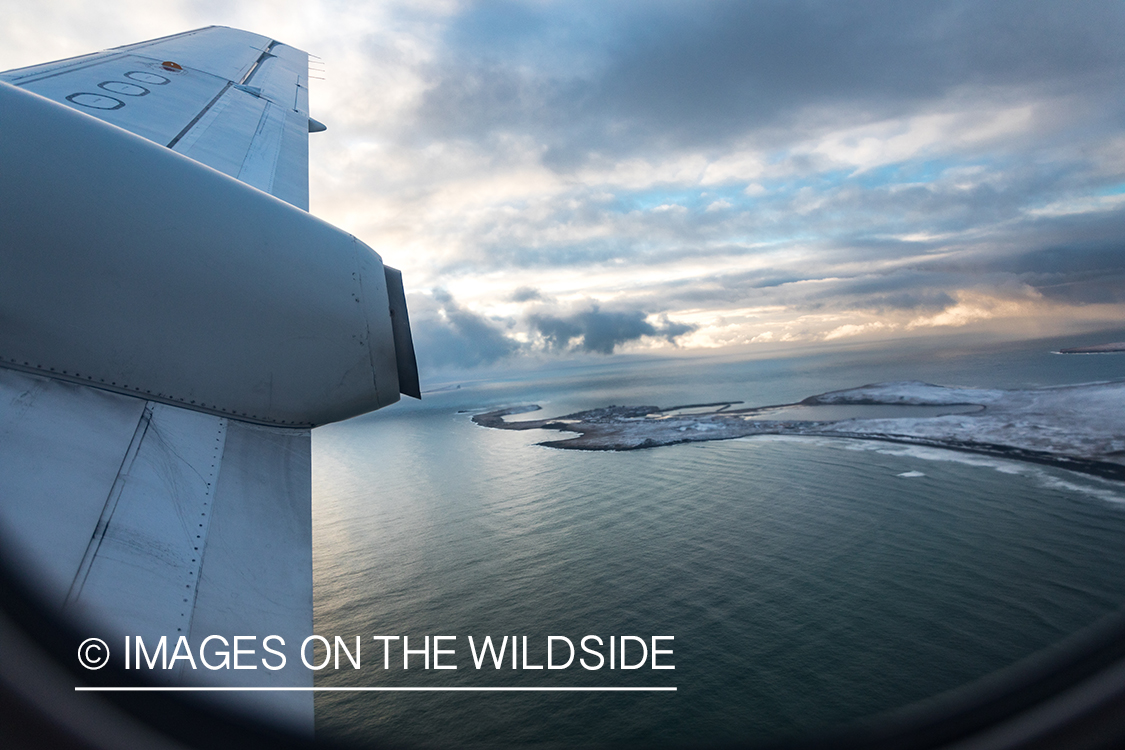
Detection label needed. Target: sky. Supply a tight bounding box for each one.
[4,0,1124,374]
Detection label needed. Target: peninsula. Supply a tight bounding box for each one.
[1057,342,1125,354]
[473,381,1125,481]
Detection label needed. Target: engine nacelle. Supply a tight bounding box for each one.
[0,81,417,427]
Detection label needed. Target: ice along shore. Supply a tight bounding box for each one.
[473,381,1125,482]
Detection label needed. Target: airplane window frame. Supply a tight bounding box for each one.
[4,547,1125,750]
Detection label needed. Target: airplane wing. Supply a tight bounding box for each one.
[0,26,314,209]
[0,27,418,735]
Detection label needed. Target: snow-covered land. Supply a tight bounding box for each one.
[473,381,1125,480]
[1057,342,1125,354]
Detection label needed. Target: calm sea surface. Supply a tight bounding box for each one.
[312,332,1125,748]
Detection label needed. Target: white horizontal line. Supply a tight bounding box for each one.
[76,686,676,692]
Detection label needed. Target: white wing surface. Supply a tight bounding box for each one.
[0,26,313,208]
[0,369,314,728]
[0,27,417,735]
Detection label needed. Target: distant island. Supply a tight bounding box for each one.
[1057,342,1125,354]
[474,381,1125,481]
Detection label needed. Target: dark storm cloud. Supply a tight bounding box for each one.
[408,291,699,368]
[416,0,1125,160]
[408,290,520,369]
[529,305,696,354]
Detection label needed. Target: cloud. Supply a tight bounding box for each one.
[528,305,696,354]
[408,290,520,369]
[906,288,1045,330]
[6,2,1122,358]
[417,0,1125,163]
[407,291,698,368]
[508,286,545,302]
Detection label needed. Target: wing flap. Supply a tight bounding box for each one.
[245,44,308,106]
[0,368,313,732]
[266,102,313,209]
[170,86,268,179]
[186,419,313,725]
[65,403,226,656]
[0,368,147,605]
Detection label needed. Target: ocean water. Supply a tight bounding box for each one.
[311,332,1125,748]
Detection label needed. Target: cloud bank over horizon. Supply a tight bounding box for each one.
[4,0,1124,370]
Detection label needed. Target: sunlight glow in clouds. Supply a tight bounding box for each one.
[3,0,1124,374]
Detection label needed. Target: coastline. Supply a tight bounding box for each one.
[1056,342,1125,354]
[473,380,1125,482]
